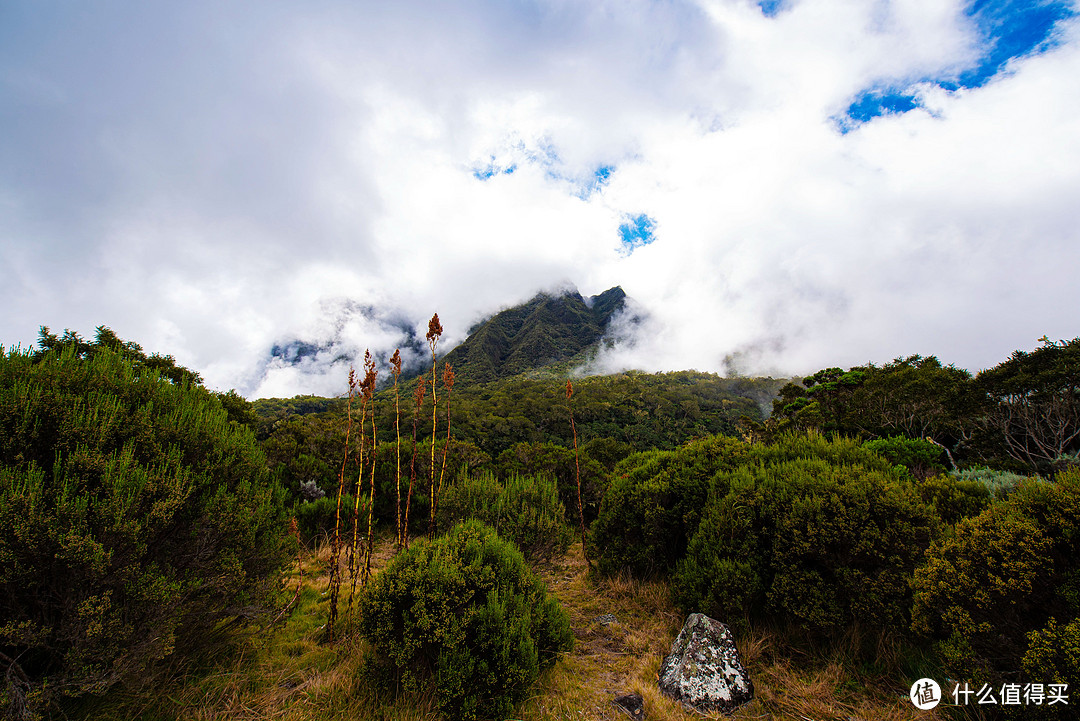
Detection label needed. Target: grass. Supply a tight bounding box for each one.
[68,530,954,721]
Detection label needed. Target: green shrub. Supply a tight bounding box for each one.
[436,472,572,563]
[494,442,607,524]
[1024,617,1080,685]
[295,493,361,545]
[0,343,290,713]
[358,520,572,720]
[590,432,900,579]
[675,454,935,637]
[589,435,751,577]
[949,465,1032,499]
[863,436,947,480]
[912,469,1080,681]
[910,473,991,525]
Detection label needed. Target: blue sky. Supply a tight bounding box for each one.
[842,0,1075,127]
[1,0,1078,396]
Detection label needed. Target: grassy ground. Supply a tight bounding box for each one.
[71,533,951,721]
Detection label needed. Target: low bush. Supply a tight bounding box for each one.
[910,474,991,525]
[294,493,362,546]
[436,472,572,563]
[0,342,290,714]
[948,465,1032,499]
[589,435,751,577]
[911,468,1080,681]
[863,436,947,480]
[590,432,901,579]
[1023,616,1080,686]
[675,454,936,637]
[494,442,607,525]
[358,520,572,720]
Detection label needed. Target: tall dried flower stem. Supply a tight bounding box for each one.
[567,379,589,564]
[363,353,378,584]
[425,313,443,540]
[403,380,425,550]
[349,383,368,583]
[327,368,357,641]
[390,349,403,549]
[433,362,455,534]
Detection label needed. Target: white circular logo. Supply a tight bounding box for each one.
[910,678,941,710]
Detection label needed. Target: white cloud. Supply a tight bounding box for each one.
[1,1,1078,396]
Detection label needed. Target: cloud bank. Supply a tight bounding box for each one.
[2,0,1077,397]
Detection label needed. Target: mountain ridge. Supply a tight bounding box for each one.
[442,286,627,384]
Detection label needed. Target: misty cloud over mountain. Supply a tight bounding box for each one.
[2,1,1078,397]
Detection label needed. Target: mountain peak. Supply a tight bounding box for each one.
[444,286,626,384]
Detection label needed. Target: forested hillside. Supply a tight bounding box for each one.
[4,319,1079,720]
[438,286,629,383]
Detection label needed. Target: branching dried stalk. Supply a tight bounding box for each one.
[391,349,403,549]
[349,352,374,589]
[363,353,378,584]
[403,380,425,550]
[432,362,455,535]
[426,313,443,540]
[326,367,358,642]
[567,379,589,564]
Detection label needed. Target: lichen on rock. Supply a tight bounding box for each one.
[658,613,754,713]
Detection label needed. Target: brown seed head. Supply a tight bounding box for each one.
[413,380,426,408]
[362,350,377,400]
[565,379,573,400]
[390,348,402,377]
[426,313,443,344]
[443,362,455,392]
[348,367,357,392]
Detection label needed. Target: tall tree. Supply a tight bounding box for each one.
[976,337,1080,471]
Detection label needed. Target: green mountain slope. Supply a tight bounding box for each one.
[443,286,627,384]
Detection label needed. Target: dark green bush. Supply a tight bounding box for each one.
[590,432,900,579]
[0,343,290,713]
[910,473,991,525]
[436,472,572,563]
[912,468,1080,681]
[358,520,572,720]
[1023,616,1080,686]
[675,452,936,637]
[863,436,947,480]
[494,441,606,525]
[589,435,751,577]
[295,493,361,545]
[949,465,1032,499]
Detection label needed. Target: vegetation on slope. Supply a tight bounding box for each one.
[440,286,627,383]
[6,316,1080,720]
[0,330,291,717]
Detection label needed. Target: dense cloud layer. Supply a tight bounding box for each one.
[2,1,1077,397]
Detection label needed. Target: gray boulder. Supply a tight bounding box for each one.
[658,613,753,713]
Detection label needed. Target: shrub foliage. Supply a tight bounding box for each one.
[358,520,572,720]
[0,343,290,712]
[912,468,1080,681]
[675,453,936,636]
[436,472,572,564]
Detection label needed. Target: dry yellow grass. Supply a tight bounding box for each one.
[520,542,951,721]
[77,531,954,721]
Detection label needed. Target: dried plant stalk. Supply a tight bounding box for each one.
[567,379,589,564]
[391,349,403,549]
[363,353,378,583]
[432,362,455,535]
[425,313,443,540]
[403,380,425,550]
[327,367,357,641]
